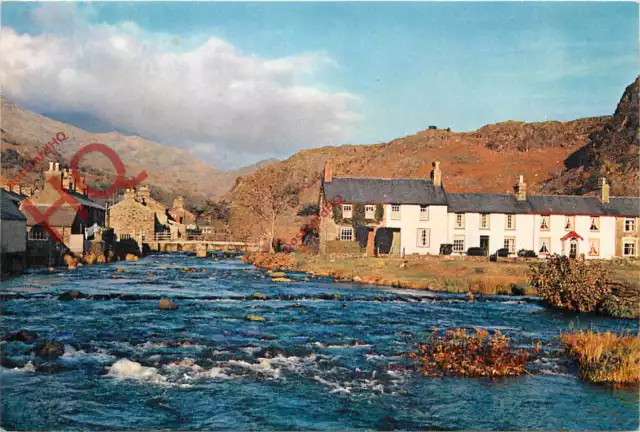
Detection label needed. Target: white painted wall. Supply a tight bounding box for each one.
[384,204,448,255]
[1,219,27,253]
[446,212,535,255]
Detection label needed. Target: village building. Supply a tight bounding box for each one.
[169,196,197,238]
[1,189,27,275]
[319,161,639,259]
[19,162,106,256]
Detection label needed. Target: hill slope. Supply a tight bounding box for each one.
[1,98,275,206]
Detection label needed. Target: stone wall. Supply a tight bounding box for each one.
[615,217,639,257]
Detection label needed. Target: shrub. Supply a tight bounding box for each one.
[561,330,640,384]
[332,205,343,224]
[518,249,538,258]
[375,204,384,222]
[467,247,486,256]
[297,204,319,216]
[495,248,509,258]
[439,244,453,255]
[407,328,537,378]
[529,255,611,312]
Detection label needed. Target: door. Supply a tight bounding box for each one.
[569,239,578,258]
[391,230,401,256]
[480,236,490,254]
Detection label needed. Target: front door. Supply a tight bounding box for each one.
[480,236,490,254]
[391,230,401,256]
[569,239,578,258]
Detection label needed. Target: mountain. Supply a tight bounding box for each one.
[541,76,639,196]
[0,98,275,207]
[230,78,640,240]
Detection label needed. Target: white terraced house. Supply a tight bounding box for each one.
[318,161,640,259]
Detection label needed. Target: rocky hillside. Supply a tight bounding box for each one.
[1,98,276,207]
[542,76,639,196]
[231,77,640,240]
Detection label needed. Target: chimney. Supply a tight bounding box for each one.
[173,196,184,209]
[124,188,135,200]
[43,161,62,193]
[431,161,442,186]
[323,160,333,183]
[76,175,87,196]
[138,185,150,199]
[62,169,71,191]
[599,177,610,203]
[514,175,527,201]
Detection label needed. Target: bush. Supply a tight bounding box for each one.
[517,249,537,258]
[495,248,509,257]
[439,244,453,255]
[467,247,486,256]
[407,328,538,378]
[529,255,611,312]
[297,204,319,216]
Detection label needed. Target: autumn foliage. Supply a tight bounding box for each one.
[407,328,537,378]
[529,255,611,312]
[561,330,640,385]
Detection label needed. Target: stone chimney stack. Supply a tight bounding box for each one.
[124,188,135,200]
[599,177,610,203]
[138,185,151,199]
[44,161,62,192]
[514,175,527,201]
[173,196,184,209]
[323,160,333,183]
[431,161,442,186]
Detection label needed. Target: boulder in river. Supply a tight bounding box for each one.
[6,329,39,344]
[269,271,287,278]
[58,291,86,301]
[246,314,266,322]
[159,298,179,310]
[252,293,269,300]
[125,253,139,261]
[115,268,125,273]
[34,340,65,360]
[271,277,293,283]
[353,276,362,282]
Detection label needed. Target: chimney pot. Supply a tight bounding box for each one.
[54,162,60,171]
[48,162,54,171]
[600,177,610,203]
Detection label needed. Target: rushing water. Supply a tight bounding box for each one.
[1,253,638,431]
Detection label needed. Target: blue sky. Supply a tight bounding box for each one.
[1,2,637,168]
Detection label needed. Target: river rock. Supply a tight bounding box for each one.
[48,267,55,272]
[252,293,269,300]
[353,276,362,282]
[271,277,293,283]
[159,298,178,310]
[466,291,475,302]
[67,265,77,270]
[115,268,125,273]
[246,314,266,322]
[6,329,39,344]
[58,291,86,301]
[125,254,139,261]
[269,271,287,278]
[34,340,65,360]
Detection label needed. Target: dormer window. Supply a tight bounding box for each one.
[590,217,600,232]
[540,216,550,231]
[342,204,353,219]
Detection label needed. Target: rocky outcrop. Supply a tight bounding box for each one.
[34,340,65,360]
[158,298,178,310]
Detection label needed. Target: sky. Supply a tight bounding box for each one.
[1,1,638,169]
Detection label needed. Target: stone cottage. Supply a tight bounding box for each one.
[1,189,27,275]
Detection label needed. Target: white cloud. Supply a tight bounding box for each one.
[0,4,360,166]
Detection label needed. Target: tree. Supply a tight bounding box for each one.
[233,165,301,252]
[204,199,231,224]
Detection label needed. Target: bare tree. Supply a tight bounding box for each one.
[233,165,300,252]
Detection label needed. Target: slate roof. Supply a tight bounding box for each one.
[526,195,607,216]
[602,197,640,217]
[66,190,106,210]
[2,189,27,203]
[447,193,532,214]
[0,190,27,221]
[323,178,447,205]
[20,204,82,227]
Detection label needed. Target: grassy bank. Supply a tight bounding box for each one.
[245,253,536,295]
[561,330,640,385]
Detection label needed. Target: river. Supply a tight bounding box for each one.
[1,253,638,430]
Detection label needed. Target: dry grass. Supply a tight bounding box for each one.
[561,330,640,385]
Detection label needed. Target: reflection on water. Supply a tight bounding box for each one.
[1,253,638,430]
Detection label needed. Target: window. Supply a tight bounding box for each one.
[420,205,429,221]
[339,227,353,241]
[624,218,636,232]
[455,213,465,229]
[417,228,430,247]
[364,205,375,220]
[505,214,515,230]
[391,204,401,220]
[480,214,490,229]
[120,233,133,240]
[504,237,516,254]
[453,236,465,253]
[588,239,600,256]
[28,230,49,241]
[539,238,550,255]
[540,216,550,231]
[623,240,636,257]
[342,204,353,219]
[590,217,600,232]
[564,216,575,231]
